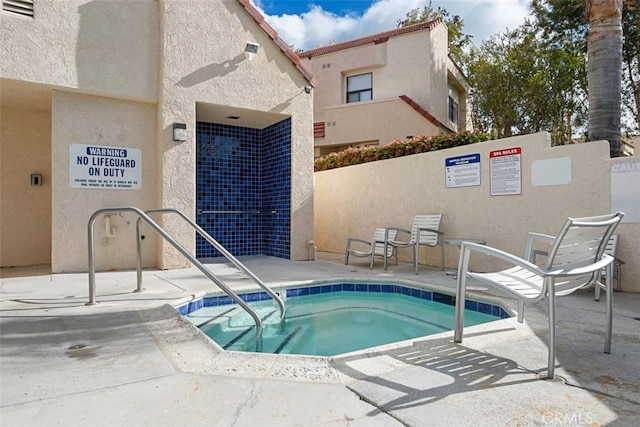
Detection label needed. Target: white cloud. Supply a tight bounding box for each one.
[430,0,531,45]
[254,0,531,51]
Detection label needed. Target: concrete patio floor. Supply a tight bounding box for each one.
[1,252,639,426]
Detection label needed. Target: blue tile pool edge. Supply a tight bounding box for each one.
[175,281,510,320]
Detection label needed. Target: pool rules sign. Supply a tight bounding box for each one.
[489,147,522,196]
[70,144,142,190]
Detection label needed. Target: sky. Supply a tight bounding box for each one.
[253,0,532,51]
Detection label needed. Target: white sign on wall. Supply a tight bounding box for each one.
[490,147,522,196]
[611,161,640,223]
[445,153,481,188]
[532,157,572,186]
[70,144,142,190]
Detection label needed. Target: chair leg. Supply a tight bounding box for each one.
[454,245,471,343]
[605,262,613,354]
[383,241,389,270]
[414,245,419,275]
[517,301,525,323]
[546,283,556,379]
[345,250,350,265]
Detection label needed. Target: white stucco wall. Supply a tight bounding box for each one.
[315,132,640,292]
[302,22,452,150]
[51,92,159,272]
[320,98,441,148]
[158,0,314,266]
[0,0,159,102]
[0,108,52,266]
[1,0,316,272]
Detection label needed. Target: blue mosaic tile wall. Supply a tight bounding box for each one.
[195,119,291,259]
[261,120,291,257]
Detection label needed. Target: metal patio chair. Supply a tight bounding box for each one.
[383,214,444,274]
[345,228,398,268]
[453,212,624,379]
[533,234,623,300]
[595,234,624,299]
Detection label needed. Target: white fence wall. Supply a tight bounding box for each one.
[314,132,640,292]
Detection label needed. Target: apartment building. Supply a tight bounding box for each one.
[299,19,471,157]
[1,0,316,272]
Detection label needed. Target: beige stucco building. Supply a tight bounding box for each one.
[299,19,472,157]
[1,0,316,273]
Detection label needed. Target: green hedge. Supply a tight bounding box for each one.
[314,131,495,172]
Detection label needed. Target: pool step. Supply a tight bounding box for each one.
[274,326,302,354]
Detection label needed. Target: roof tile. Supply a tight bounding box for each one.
[299,18,442,58]
[399,95,453,133]
[236,0,316,87]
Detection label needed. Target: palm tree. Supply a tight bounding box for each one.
[587,0,623,157]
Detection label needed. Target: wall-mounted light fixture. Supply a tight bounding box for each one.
[244,41,260,60]
[173,123,187,142]
[304,86,312,94]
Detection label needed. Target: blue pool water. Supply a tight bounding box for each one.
[179,283,508,356]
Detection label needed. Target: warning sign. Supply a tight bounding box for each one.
[70,144,142,190]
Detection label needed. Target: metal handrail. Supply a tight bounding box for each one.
[86,207,265,333]
[139,208,285,320]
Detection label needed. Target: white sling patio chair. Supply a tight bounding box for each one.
[383,214,444,274]
[345,228,398,268]
[532,234,623,300]
[595,234,624,299]
[454,212,624,379]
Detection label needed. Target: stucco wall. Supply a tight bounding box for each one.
[51,92,159,273]
[302,24,447,112]
[0,108,52,266]
[158,0,314,266]
[314,132,640,292]
[1,0,159,102]
[320,98,441,148]
[1,0,315,272]
[301,22,452,151]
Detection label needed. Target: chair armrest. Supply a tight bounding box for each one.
[460,241,544,276]
[416,227,444,235]
[547,254,615,277]
[527,232,555,243]
[345,238,372,251]
[530,249,549,265]
[415,227,444,243]
[525,232,554,262]
[385,227,411,242]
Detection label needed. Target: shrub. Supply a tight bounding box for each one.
[314,131,495,171]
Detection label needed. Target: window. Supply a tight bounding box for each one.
[448,96,459,126]
[346,73,372,103]
[2,0,34,18]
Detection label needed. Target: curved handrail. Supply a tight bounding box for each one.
[86,207,264,332]
[139,208,285,321]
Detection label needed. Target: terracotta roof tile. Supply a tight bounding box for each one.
[237,0,318,87]
[239,0,263,24]
[399,95,453,133]
[299,18,442,58]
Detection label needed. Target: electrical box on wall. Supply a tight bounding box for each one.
[31,174,42,186]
